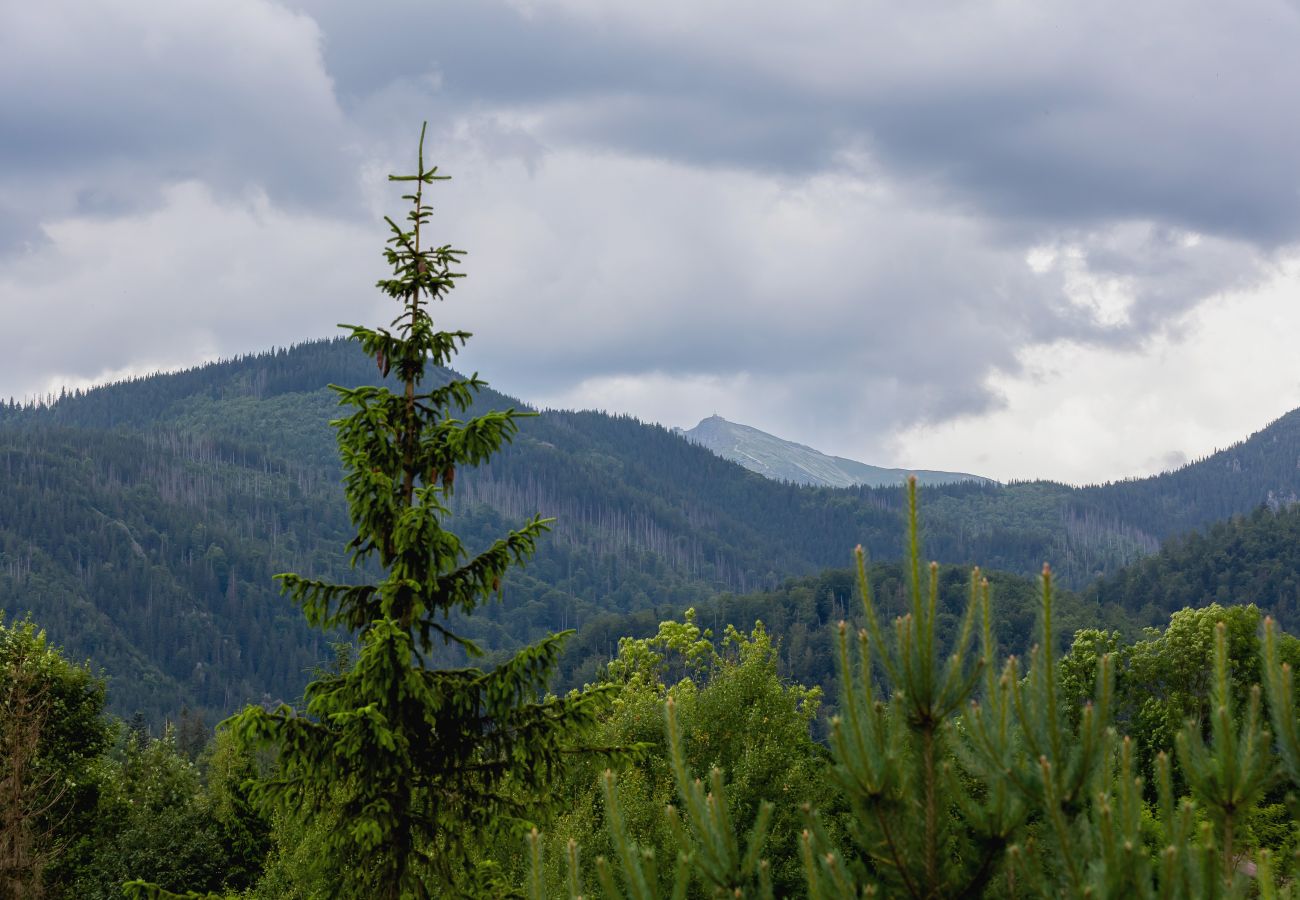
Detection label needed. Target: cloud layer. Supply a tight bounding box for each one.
[3,0,1298,481]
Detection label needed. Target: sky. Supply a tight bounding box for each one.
[3,0,1299,485]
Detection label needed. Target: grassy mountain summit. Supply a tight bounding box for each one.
[677,414,993,488]
[4,338,1300,722]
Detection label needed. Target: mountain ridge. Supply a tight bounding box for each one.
[677,414,993,488]
[5,338,1300,721]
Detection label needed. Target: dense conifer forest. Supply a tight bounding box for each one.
[5,338,1300,721]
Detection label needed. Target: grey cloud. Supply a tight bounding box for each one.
[0,0,357,255]
[3,0,1296,453]
[16,0,1294,252]
[0,181,377,401]
[289,1,1300,247]
[290,0,1300,388]
[433,153,1080,436]
[1089,228,1267,333]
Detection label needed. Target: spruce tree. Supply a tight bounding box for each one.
[207,125,613,898]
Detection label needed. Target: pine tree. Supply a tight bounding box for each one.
[958,560,1120,897]
[533,480,1300,898]
[1259,617,1300,897]
[533,696,774,899]
[1174,621,1275,894]
[134,125,614,899]
[802,476,1022,898]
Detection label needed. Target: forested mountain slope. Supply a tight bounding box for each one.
[548,559,1129,703]
[1084,502,1300,628]
[1080,422,1300,538]
[3,338,1300,720]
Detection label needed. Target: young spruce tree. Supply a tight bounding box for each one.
[138,126,612,899]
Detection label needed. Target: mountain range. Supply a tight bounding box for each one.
[3,338,1300,721]
[676,414,992,488]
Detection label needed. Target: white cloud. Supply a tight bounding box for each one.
[441,146,1068,424]
[535,371,757,429]
[0,182,375,400]
[888,257,1300,484]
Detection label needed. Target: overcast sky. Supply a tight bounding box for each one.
[3,0,1299,484]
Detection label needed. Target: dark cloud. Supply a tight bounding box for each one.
[284,1,1300,246]
[0,0,357,255]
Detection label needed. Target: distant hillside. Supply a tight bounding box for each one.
[4,338,1300,720]
[677,415,992,488]
[1085,502,1300,628]
[551,560,1120,699]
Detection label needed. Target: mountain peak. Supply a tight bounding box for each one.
[679,416,992,488]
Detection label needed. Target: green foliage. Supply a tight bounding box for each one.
[119,883,226,900]
[1056,603,1296,793]
[1263,617,1300,789]
[76,732,226,898]
[0,617,265,900]
[535,698,777,900]
[202,727,271,889]
[10,434,1300,897]
[216,126,612,899]
[662,696,777,897]
[1087,503,1300,627]
[814,489,1300,898]
[545,482,1300,899]
[533,612,826,896]
[0,419,356,721]
[1124,604,1266,783]
[1260,617,1300,892]
[1176,622,1275,891]
[552,555,1121,718]
[0,617,110,897]
[806,478,1022,897]
[1056,626,1122,727]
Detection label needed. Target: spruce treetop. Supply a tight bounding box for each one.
[220,124,613,899]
